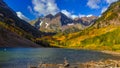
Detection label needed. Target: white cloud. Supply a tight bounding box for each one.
[32,0,59,16]
[101,7,108,13]
[100,0,118,14]
[79,14,93,18]
[30,0,95,19]
[16,12,30,22]
[61,10,78,19]
[106,0,118,4]
[61,10,94,19]
[61,10,71,17]
[28,6,34,14]
[86,14,93,17]
[71,15,78,19]
[28,6,38,17]
[79,14,86,18]
[87,0,100,9]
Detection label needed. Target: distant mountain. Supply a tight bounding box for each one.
[0,0,42,47]
[30,12,97,33]
[45,14,54,19]
[30,18,42,29]
[54,12,73,25]
[74,16,98,26]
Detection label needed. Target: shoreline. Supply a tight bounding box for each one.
[29,59,120,68]
[101,50,120,56]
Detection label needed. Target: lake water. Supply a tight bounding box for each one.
[0,48,120,68]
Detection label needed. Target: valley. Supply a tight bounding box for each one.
[35,1,120,51]
[0,0,120,51]
[0,0,120,68]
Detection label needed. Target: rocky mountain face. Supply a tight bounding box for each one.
[0,0,42,47]
[74,16,98,26]
[54,12,73,25]
[30,12,97,33]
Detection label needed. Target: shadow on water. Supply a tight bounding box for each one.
[0,48,120,68]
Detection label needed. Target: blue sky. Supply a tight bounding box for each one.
[4,0,118,21]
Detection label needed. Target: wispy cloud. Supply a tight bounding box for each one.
[29,0,99,19]
[87,0,101,9]
[31,0,59,16]
[86,14,93,17]
[79,14,93,18]
[28,6,34,14]
[27,6,38,17]
[61,10,94,19]
[16,12,30,22]
[101,7,107,13]
[105,0,118,4]
[61,10,78,19]
[101,0,118,14]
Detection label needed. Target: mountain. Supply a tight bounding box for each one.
[94,1,120,28]
[0,0,41,37]
[39,1,120,51]
[0,0,42,47]
[30,18,42,29]
[0,24,40,47]
[39,12,74,32]
[45,14,54,19]
[54,12,73,25]
[30,12,97,33]
[74,16,98,26]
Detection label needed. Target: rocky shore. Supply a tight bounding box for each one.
[101,51,120,56]
[82,59,120,68]
[29,59,120,68]
[29,51,120,68]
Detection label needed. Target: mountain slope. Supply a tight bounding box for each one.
[80,28,120,50]
[94,1,120,28]
[0,0,41,37]
[0,21,41,47]
[0,0,42,47]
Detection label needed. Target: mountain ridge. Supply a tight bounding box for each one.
[30,12,97,33]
